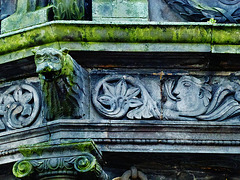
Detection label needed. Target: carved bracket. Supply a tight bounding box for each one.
[34,48,89,121]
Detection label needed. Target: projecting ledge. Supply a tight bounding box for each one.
[1,119,240,166]
[0,21,240,64]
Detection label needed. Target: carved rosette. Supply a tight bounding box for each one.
[0,84,40,130]
[92,75,161,119]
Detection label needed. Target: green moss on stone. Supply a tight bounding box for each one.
[19,142,51,157]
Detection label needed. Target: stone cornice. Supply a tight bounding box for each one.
[0,21,240,64]
[1,119,240,166]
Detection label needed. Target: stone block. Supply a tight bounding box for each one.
[92,0,149,21]
[1,6,52,33]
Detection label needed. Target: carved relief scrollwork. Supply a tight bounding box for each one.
[0,84,40,130]
[13,160,34,179]
[92,75,161,119]
[164,76,240,121]
[164,0,240,23]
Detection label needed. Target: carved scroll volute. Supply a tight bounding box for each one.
[13,160,34,179]
[33,48,89,121]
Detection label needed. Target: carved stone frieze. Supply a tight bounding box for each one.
[92,74,240,122]
[92,75,161,119]
[34,48,89,121]
[164,76,240,121]
[164,0,240,23]
[0,83,41,130]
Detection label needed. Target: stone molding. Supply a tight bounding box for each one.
[1,21,240,63]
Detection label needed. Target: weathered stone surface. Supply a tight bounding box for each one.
[149,0,186,22]
[164,75,240,121]
[91,74,161,120]
[0,21,239,62]
[92,0,149,21]
[1,0,53,33]
[12,140,108,179]
[0,79,42,131]
[34,48,89,120]
[52,0,85,20]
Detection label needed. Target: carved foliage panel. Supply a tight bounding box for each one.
[0,79,42,131]
[92,72,240,122]
[91,74,161,120]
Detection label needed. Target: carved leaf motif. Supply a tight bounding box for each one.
[21,92,33,104]
[22,104,32,116]
[127,98,160,119]
[128,98,143,108]
[126,87,140,99]
[103,83,115,96]
[98,95,114,106]
[116,79,127,96]
[93,75,160,119]
[13,89,22,102]
[4,94,15,106]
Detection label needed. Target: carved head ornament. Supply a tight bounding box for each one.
[33,48,69,81]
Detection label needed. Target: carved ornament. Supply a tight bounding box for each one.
[164,76,240,121]
[12,140,108,180]
[92,75,160,119]
[165,0,240,23]
[34,48,89,120]
[0,84,40,130]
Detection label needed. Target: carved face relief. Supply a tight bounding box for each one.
[164,76,212,120]
[34,48,63,81]
[173,76,203,112]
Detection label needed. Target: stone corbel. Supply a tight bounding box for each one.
[12,139,108,180]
